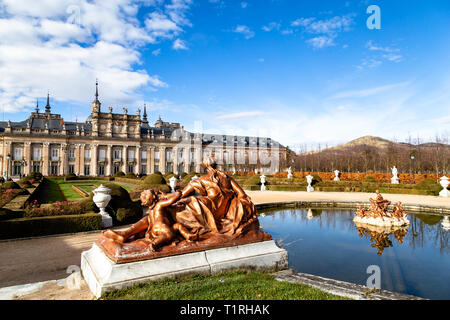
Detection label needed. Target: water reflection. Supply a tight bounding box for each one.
[355,223,408,256]
[258,207,450,299]
[260,208,449,255]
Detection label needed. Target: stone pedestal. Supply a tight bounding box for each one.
[100,214,113,228]
[391,177,400,184]
[81,240,288,298]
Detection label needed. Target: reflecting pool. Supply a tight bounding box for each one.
[258,207,450,299]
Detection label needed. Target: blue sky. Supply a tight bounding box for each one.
[0,0,449,150]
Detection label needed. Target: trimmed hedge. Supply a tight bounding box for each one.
[143,174,166,185]
[0,212,102,239]
[0,208,23,221]
[114,177,142,185]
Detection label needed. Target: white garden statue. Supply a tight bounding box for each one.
[287,167,293,179]
[169,176,178,193]
[333,170,340,181]
[92,184,112,228]
[439,176,449,197]
[391,166,400,184]
[260,174,266,191]
[306,174,314,192]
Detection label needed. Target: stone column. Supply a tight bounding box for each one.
[42,142,50,176]
[24,142,32,175]
[159,146,166,174]
[3,141,12,177]
[173,147,178,174]
[184,146,190,173]
[79,144,85,176]
[122,145,128,173]
[91,144,98,177]
[106,144,112,176]
[195,145,202,173]
[148,147,153,174]
[135,146,141,175]
[60,144,68,176]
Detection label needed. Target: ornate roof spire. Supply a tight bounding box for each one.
[94,79,99,103]
[35,99,39,113]
[45,91,51,113]
[142,103,148,123]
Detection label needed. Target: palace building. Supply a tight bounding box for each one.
[0,82,286,179]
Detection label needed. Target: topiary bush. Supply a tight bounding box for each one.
[143,174,167,185]
[311,174,322,186]
[114,171,125,177]
[64,173,77,181]
[1,181,21,190]
[125,172,137,179]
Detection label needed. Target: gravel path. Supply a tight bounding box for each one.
[1,190,448,299]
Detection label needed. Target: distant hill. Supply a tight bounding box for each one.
[300,135,448,155]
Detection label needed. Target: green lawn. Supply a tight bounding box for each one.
[102,270,349,300]
[47,179,137,202]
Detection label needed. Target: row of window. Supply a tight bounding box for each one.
[9,147,269,163]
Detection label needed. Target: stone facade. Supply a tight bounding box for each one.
[0,84,286,178]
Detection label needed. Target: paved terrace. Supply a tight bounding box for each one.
[0,191,448,299]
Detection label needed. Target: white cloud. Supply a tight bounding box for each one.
[262,22,281,32]
[306,35,336,49]
[330,82,410,99]
[291,14,355,49]
[233,25,255,39]
[173,38,188,50]
[360,41,403,68]
[0,0,193,113]
[366,40,399,53]
[152,48,162,56]
[241,2,248,9]
[145,11,182,39]
[215,111,269,120]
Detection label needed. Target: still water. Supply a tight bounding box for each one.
[258,207,450,300]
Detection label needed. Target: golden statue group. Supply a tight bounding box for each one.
[99,155,271,263]
[354,191,410,227]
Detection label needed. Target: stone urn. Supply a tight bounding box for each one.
[260,174,266,191]
[333,170,340,181]
[306,174,314,192]
[439,176,449,197]
[92,184,112,228]
[169,176,178,193]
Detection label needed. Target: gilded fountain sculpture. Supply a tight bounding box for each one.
[354,191,410,227]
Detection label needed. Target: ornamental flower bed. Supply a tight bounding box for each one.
[24,199,93,218]
[273,171,441,184]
